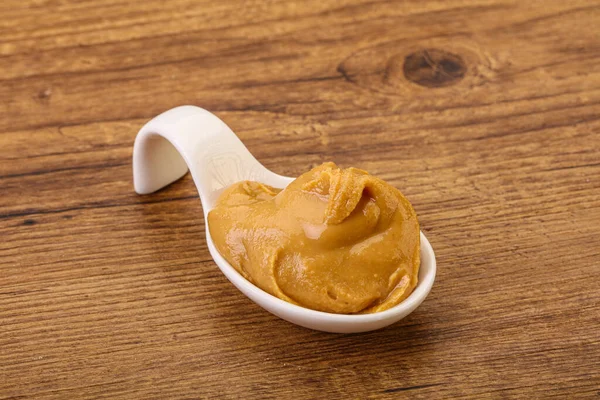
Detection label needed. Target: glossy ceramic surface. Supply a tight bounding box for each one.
[133,105,436,332]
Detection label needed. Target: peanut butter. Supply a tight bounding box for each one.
[207,162,420,314]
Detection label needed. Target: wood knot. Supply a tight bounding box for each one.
[337,39,492,95]
[402,49,466,88]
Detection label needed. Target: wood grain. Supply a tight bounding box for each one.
[1,0,599,398]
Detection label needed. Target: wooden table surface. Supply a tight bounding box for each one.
[1,0,599,398]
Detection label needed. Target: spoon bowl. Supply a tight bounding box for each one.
[133,105,436,333]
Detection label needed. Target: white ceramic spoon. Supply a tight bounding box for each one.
[133,105,436,333]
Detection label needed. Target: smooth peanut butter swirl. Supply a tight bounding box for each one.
[207,162,420,314]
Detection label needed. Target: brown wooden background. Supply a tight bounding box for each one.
[1,0,599,398]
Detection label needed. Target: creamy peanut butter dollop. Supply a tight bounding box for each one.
[207,162,420,314]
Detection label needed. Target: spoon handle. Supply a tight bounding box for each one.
[133,106,278,213]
